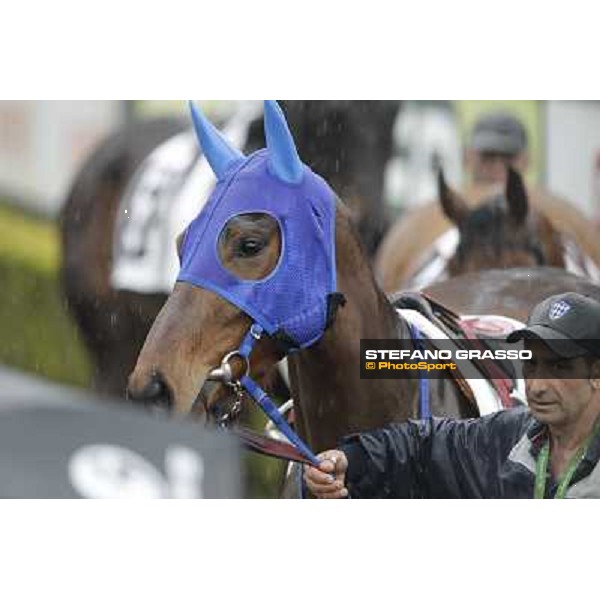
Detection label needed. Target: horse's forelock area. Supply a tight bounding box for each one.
[454,195,541,267]
[463,196,504,227]
[458,198,507,245]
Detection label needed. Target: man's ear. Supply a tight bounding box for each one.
[590,359,600,388]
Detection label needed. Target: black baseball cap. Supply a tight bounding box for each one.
[507,292,600,358]
[470,111,528,155]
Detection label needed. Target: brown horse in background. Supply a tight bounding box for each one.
[127,101,600,459]
[60,116,185,395]
[60,101,401,397]
[375,170,600,293]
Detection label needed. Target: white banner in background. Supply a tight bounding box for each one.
[546,100,600,218]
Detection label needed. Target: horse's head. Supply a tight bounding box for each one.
[127,101,339,414]
[439,166,565,276]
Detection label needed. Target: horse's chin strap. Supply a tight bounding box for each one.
[208,322,321,467]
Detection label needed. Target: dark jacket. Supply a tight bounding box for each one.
[340,407,600,498]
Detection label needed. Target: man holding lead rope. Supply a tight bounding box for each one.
[305,292,600,498]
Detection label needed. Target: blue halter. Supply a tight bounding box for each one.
[178,101,341,465]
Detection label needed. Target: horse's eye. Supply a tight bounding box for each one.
[235,238,265,258]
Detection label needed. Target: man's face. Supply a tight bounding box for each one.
[522,339,596,428]
[466,150,527,185]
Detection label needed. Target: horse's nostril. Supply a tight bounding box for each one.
[145,378,164,398]
[127,373,173,410]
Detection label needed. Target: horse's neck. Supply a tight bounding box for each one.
[288,210,416,452]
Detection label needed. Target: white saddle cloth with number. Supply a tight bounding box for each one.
[111,101,263,293]
[397,308,527,415]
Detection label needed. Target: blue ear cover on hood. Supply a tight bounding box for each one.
[189,101,245,180]
[263,100,304,184]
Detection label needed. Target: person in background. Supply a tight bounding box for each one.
[459,111,600,277]
[464,111,530,189]
[374,108,600,292]
[304,292,600,499]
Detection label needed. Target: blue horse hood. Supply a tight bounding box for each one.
[177,149,338,350]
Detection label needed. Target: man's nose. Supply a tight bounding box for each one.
[526,377,548,400]
[487,157,509,172]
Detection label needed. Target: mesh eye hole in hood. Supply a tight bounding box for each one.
[216,211,283,282]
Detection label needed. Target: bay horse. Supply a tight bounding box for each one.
[127,101,600,459]
[60,101,400,397]
[375,173,600,293]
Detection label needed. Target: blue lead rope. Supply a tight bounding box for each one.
[407,323,431,420]
[236,321,431,465]
[240,375,320,467]
[235,323,321,467]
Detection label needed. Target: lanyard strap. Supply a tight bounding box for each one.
[534,421,600,499]
[407,323,430,419]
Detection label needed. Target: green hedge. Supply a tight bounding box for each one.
[0,204,92,386]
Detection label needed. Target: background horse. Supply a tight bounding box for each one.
[424,267,600,321]
[374,168,600,293]
[127,101,600,462]
[60,101,401,397]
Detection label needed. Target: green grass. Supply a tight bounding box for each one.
[0,203,92,387]
[0,205,60,272]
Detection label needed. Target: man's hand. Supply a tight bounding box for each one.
[304,450,349,499]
